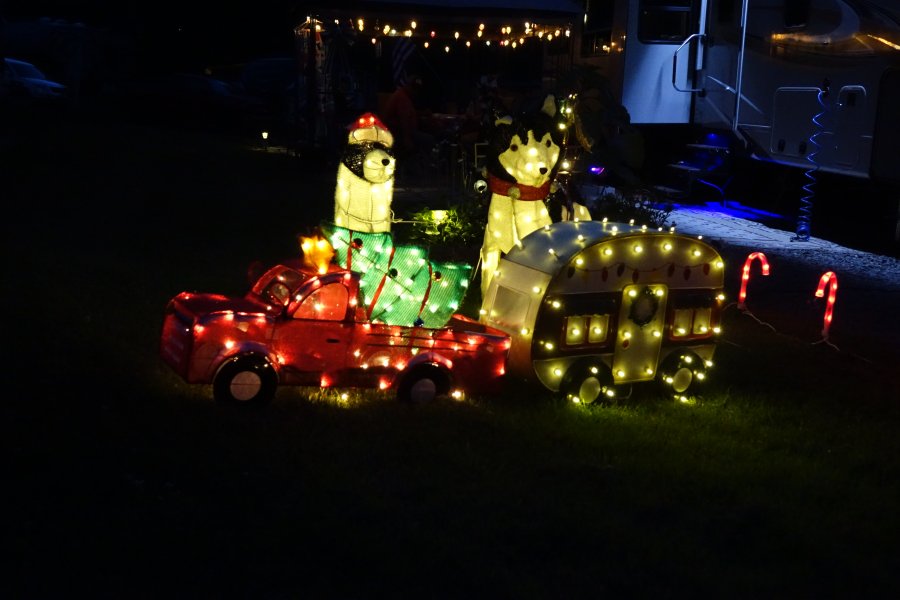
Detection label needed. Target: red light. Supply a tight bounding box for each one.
[814,271,838,338]
[738,251,770,308]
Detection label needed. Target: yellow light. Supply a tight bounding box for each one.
[634,244,643,253]
[553,368,563,377]
[261,131,269,140]
[645,367,654,375]
[532,286,541,293]
[713,327,722,334]
[628,289,637,297]
[575,257,584,266]
[520,327,530,335]
[692,249,702,257]
[696,372,706,380]
[684,355,693,364]
[616,369,625,378]
[623,331,632,339]
[606,389,615,398]
[545,342,555,350]
[466,41,471,47]
[593,327,602,335]
[454,31,460,39]
[665,377,674,384]
[411,20,417,29]
[340,393,349,402]
[444,46,450,53]
[717,293,726,301]
[571,328,580,336]
[652,330,661,337]
[705,360,714,367]
[424,41,429,48]
[357,19,364,31]
[715,260,724,269]
[656,289,664,297]
[603,248,613,256]
[383,25,390,35]
[663,242,672,251]
[551,300,561,309]
[590,366,599,374]
[451,389,464,400]
[479,23,485,30]
[558,123,567,131]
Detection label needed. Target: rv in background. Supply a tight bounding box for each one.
[575,0,900,235]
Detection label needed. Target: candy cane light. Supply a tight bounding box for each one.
[737,251,770,309]
[814,271,839,339]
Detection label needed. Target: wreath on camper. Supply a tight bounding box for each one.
[628,286,660,327]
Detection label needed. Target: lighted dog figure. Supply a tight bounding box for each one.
[334,114,396,233]
[480,95,562,298]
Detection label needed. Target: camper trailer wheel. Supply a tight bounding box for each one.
[396,364,451,403]
[561,361,616,405]
[657,350,707,398]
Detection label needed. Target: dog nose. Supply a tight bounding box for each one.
[382,158,391,166]
[539,167,548,174]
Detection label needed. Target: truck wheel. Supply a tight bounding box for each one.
[396,365,451,403]
[213,355,277,405]
[658,350,707,398]
[561,361,616,405]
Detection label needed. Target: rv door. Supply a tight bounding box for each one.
[691,0,751,135]
[621,0,706,123]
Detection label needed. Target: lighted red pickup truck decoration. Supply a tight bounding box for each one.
[160,262,510,404]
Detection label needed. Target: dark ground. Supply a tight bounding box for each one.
[4,96,900,597]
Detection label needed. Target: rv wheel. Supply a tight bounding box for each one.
[561,361,616,405]
[213,354,278,405]
[657,351,708,398]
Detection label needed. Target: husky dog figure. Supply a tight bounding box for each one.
[480,95,562,298]
[334,113,396,233]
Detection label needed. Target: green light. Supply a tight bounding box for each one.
[320,222,472,327]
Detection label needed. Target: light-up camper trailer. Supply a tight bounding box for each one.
[480,221,726,402]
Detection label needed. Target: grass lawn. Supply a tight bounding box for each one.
[5,106,900,597]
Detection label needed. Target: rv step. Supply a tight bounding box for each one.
[685,143,730,152]
[667,163,702,172]
[653,185,687,196]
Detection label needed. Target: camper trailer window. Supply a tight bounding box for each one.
[491,286,531,331]
[638,0,694,43]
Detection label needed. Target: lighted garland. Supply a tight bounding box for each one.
[320,222,471,328]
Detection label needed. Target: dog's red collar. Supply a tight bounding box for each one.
[488,174,551,201]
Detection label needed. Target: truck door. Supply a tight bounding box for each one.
[277,281,354,381]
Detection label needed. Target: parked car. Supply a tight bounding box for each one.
[126,72,270,128]
[2,57,67,101]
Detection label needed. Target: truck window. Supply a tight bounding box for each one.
[293,282,349,321]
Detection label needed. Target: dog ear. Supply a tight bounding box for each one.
[541,95,557,118]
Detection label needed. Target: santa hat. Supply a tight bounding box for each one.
[348,113,394,147]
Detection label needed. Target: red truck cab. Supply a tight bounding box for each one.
[161,263,510,404]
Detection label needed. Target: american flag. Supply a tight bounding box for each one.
[392,38,415,87]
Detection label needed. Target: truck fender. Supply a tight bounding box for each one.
[206,341,279,382]
[406,351,453,371]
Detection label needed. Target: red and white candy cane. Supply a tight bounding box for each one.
[737,252,770,309]
[814,271,839,339]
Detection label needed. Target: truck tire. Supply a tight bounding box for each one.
[213,355,277,405]
[561,360,616,405]
[396,365,451,403]
[657,350,707,398]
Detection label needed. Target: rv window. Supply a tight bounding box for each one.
[582,0,614,56]
[784,0,811,29]
[638,0,695,44]
[490,286,531,331]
